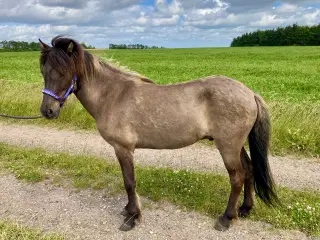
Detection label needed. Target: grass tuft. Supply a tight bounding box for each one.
[0,220,63,240]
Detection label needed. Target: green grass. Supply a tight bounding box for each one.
[103,47,320,103]
[0,143,319,236]
[0,220,63,240]
[0,52,42,83]
[2,47,319,102]
[0,47,320,156]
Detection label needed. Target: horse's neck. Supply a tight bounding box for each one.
[74,63,128,120]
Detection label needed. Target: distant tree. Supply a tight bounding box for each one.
[108,43,164,49]
[231,23,320,47]
[29,41,39,50]
[81,42,95,49]
[308,24,320,45]
[0,40,41,51]
[81,42,87,48]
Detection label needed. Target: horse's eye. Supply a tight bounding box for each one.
[52,71,64,78]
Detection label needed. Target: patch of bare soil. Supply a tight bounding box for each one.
[0,175,311,240]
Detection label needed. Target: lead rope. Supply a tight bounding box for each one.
[0,114,43,120]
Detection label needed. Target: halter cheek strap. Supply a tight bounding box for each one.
[42,75,78,108]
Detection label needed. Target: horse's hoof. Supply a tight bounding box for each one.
[238,206,252,218]
[214,216,231,232]
[119,214,141,231]
[119,222,135,231]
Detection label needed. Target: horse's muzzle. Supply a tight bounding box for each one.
[40,101,60,119]
[43,109,59,119]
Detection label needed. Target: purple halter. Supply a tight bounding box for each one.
[42,75,77,108]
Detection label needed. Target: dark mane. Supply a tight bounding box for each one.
[40,36,93,78]
[41,35,154,84]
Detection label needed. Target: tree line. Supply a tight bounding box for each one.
[80,42,95,49]
[231,24,320,47]
[0,40,95,51]
[0,40,40,51]
[109,43,165,49]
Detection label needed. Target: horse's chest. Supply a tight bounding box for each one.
[96,118,137,147]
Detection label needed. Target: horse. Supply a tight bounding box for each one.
[38,36,279,232]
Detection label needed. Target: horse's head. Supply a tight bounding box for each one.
[39,36,85,119]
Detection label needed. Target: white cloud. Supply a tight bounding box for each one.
[1,0,320,48]
[249,14,285,27]
[136,12,149,25]
[123,26,145,33]
[152,15,180,26]
[274,3,298,13]
[196,8,223,15]
[168,0,183,14]
[38,0,87,9]
[299,9,320,25]
[155,0,167,12]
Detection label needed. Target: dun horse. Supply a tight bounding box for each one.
[39,36,279,232]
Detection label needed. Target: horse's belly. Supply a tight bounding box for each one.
[131,99,210,149]
[136,137,199,149]
[134,123,206,149]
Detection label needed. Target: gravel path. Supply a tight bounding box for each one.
[0,122,319,191]
[0,175,312,240]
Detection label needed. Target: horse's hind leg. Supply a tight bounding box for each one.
[239,147,254,217]
[214,140,245,231]
[114,145,141,231]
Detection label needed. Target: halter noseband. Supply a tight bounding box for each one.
[42,75,77,108]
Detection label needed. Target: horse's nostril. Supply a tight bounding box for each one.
[47,109,53,116]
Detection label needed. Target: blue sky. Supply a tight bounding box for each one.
[0,0,320,48]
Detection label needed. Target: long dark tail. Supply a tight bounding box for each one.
[248,94,279,207]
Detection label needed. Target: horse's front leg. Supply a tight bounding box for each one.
[114,145,141,231]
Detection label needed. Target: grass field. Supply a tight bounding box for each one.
[0,143,319,236]
[0,47,320,156]
[0,220,63,240]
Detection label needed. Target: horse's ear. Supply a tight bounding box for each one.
[39,39,50,51]
[67,41,74,55]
